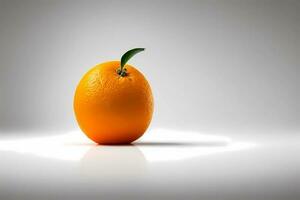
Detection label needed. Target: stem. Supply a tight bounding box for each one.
[117,48,145,77]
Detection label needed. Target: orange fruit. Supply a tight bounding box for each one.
[74,48,153,144]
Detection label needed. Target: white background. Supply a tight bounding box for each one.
[0,0,299,133]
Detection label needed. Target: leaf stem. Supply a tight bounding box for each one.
[117,48,145,77]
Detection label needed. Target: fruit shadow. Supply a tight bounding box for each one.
[68,141,228,147]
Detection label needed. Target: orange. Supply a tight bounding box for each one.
[74,48,153,144]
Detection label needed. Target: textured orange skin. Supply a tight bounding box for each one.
[74,61,153,144]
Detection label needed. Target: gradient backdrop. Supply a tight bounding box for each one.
[0,0,299,134]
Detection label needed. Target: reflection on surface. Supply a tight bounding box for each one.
[80,145,147,180]
[0,128,255,162]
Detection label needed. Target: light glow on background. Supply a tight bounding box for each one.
[0,128,255,162]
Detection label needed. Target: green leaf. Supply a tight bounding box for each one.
[121,48,145,69]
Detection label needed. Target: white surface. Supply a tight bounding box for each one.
[0,128,299,200]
